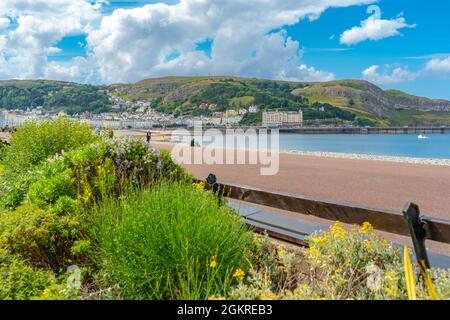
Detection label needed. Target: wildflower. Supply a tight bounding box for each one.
[278,246,287,259]
[383,270,400,298]
[42,288,51,297]
[210,256,218,268]
[252,235,262,245]
[257,290,279,300]
[335,268,343,274]
[330,221,347,239]
[382,239,391,248]
[306,245,320,258]
[233,268,246,281]
[363,239,374,251]
[360,222,374,235]
[208,295,226,300]
[310,235,327,245]
[192,182,206,191]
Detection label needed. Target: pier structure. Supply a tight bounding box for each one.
[277,126,450,135]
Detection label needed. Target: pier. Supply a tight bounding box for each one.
[278,126,450,134]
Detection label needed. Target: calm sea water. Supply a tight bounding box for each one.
[278,133,450,159]
[190,132,450,159]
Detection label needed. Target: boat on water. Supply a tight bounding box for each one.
[418,134,429,140]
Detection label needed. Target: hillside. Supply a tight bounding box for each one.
[0,80,111,115]
[112,76,450,126]
[292,80,450,123]
[111,77,377,126]
[2,77,450,126]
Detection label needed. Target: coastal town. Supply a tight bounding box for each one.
[0,90,304,129]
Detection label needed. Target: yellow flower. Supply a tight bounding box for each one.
[310,236,327,245]
[382,239,391,248]
[335,268,343,274]
[208,295,226,300]
[233,268,246,281]
[253,235,262,245]
[278,245,287,259]
[330,221,347,239]
[209,256,218,268]
[363,239,374,251]
[42,288,51,297]
[257,290,279,300]
[306,245,320,258]
[360,222,374,235]
[192,182,206,191]
[385,287,397,297]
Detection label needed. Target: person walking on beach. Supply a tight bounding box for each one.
[146,132,152,143]
[191,138,195,147]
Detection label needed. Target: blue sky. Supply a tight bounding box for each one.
[1,0,450,99]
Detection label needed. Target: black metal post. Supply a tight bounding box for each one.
[403,202,431,270]
[206,173,224,205]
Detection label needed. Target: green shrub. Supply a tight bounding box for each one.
[0,248,56,300]
[2,117,97,177]
[0,117,98,209]
[0,171,40,209]
[0,204,86,270]
[28,168,76,208]
[90,183,252,300]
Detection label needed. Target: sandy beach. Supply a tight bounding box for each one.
[152,142,450,255]
[154,142,450,220]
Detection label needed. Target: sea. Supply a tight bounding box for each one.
[278,133,450,159]
[189,132,450,160]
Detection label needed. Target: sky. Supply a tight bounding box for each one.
[0,0,449,99]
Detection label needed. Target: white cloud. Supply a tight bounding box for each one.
[362,65,417,84]
[0,17,10,29]
[0,0,101,79]
[1,0,378,83]
[87,0,376,83]
[281,64,335,82]
[424,56,450,76]
[340,13,415,45]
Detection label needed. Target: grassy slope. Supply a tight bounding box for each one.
[3,77,450,126]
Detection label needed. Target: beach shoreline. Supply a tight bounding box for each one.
[152,139,450,167]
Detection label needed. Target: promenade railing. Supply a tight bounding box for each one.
[200,174,450,269]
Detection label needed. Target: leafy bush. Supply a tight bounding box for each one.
[0,204,86,270]
[1,117,97,178]
[28,169,76,208]
[0,117,98,209]
[0,248,56,300]
[0,171,40,209]
[0,136,188,271]
[90,182,252,300]
[38,137,189,204]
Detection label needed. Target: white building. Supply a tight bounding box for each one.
[222,116,243,125]
[248,105,259,113]
[262,110,303,127]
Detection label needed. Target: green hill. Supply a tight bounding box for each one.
[2,77,450,126]
[112,76,450,126]
[0,80,111,115]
